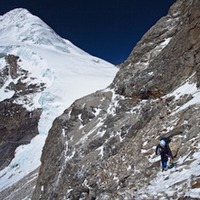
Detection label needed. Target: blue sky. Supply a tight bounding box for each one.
[0,0,175,64]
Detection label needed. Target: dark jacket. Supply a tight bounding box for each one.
[156,143,173,163]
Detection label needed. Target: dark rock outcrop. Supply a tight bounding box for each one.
[0,55,43,170]
[0,99,41,170]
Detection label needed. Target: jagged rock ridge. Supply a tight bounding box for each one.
[33,0,200,200]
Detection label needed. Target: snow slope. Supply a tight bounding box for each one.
[0,8,118,191]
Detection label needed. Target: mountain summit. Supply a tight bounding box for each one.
[0,8,118,197]
[0,8,78,51]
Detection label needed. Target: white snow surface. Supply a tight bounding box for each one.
[0,8,118,191]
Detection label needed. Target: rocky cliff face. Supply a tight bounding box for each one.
[113,0,200,98]
[0,55,42,170]
[33,0,200,199]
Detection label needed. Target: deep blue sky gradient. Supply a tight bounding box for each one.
[0,0,175,64]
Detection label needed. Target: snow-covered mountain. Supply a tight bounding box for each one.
[0,8,118,194]
[2,1,200,199]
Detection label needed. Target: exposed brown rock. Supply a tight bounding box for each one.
[0,100,42,170]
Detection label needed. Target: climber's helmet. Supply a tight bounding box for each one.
[160,140,166,147]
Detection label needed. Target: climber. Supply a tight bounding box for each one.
[155,137,173,171]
